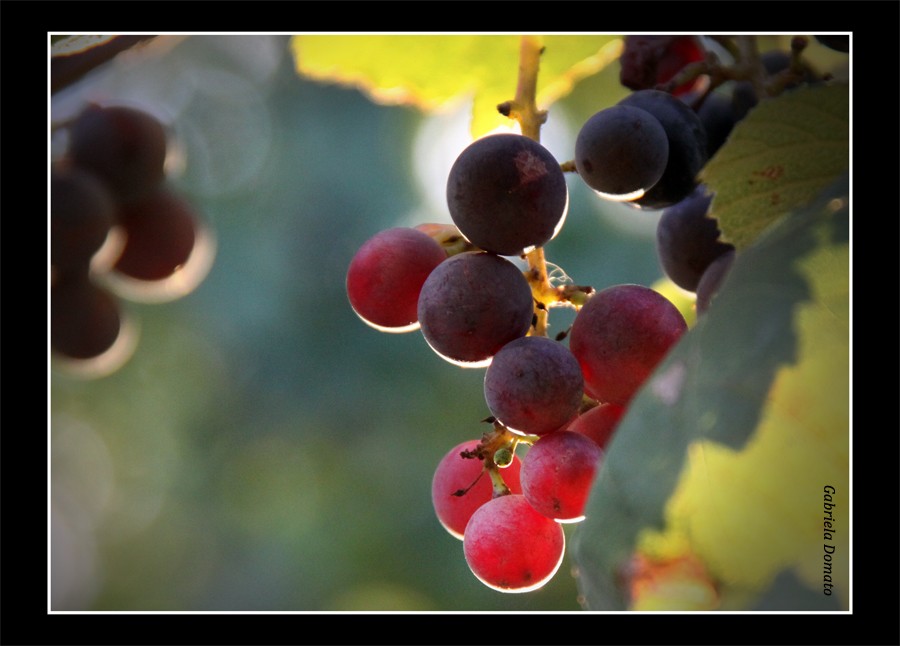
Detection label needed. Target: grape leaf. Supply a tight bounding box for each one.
[571,174,849,611]
[289,35,622,138]
[702,83,849,251]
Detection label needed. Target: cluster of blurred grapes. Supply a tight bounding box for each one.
[51,103,214,376]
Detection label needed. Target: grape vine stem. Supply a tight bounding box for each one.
[508,35,556,337]
[505,37,592,333]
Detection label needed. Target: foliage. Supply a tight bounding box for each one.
[702,83,849,250]
[290,33,851,611]
[291,34,622,139]
[572,173,849,610]
[47,33,851,616]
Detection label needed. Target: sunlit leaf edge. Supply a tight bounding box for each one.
[570,173,849,611]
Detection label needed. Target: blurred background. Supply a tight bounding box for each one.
[49,34,825,612]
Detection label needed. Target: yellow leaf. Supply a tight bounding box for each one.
[635,206,849,609]
[290,34,621,139]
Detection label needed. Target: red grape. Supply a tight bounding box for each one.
[113,187,199,282]
[656,185,734,292]
[619,35,707,97]
[696,248,736,314]
[431,439,522,540]
[618,90,708,210]
[569,284,687,405]
[567,402,625,451]
[346,227,447,332]
[463,494,565,592]
[520,430,603,522]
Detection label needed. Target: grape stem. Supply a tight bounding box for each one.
[665,35,818,112]
[487,467,512,498]
[463,421,529,497]
[502,36,594,336]
[512,37,552,335]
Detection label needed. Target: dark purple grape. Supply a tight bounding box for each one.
[446,134,568,256]
[346,227,447,333]
[696,248,736,314]
[68,103,168,203]
[51,270,122,360]
[731,80,760,123]
[113,187,198,282]
[574,105,669,200]
[695,91,737,159]
[656,186,735,292]
[569,284,687,405]
[618,90,708,210]
[51,165,116,270]
[483,336,584,436]
[417,252,534,367]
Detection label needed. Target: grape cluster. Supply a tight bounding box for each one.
[346,35,842,594]
[347,132,685,592]
[51,103,213,375]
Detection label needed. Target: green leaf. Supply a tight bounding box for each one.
[571,174,849,611]
[702,83,849,251]
[289,35,622,138]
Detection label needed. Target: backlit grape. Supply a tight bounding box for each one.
[431,439,522,540]
[447,134,568,256]
[463,494,565,593]
[346,227,447,332]
[417,252,534,367]
[569,284,687,405]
